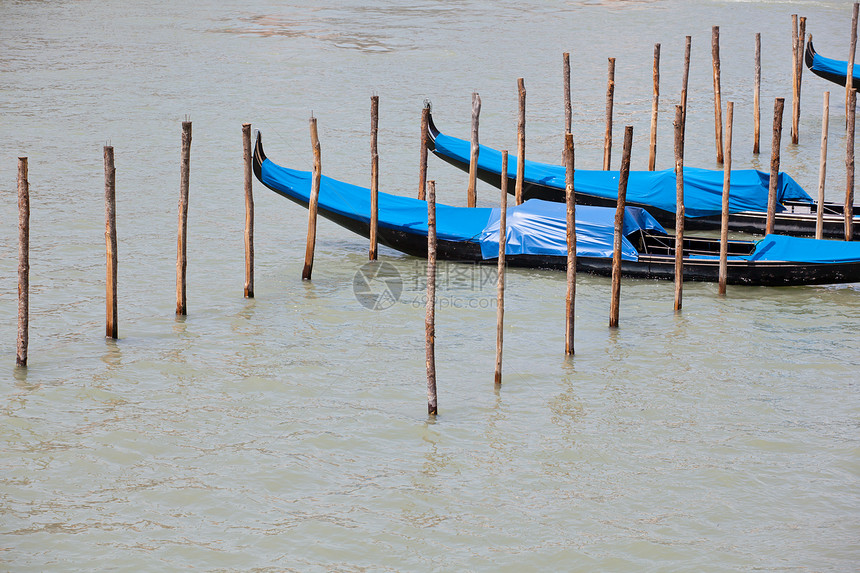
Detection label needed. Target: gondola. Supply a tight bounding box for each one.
[427,112,860,240]
[253,131,860,286]
[805,37,860,90]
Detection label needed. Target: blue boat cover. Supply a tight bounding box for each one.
[433,132,813,217]
[260,157,663,260]
[260,155,860,266]
[479,200,664,261]
[689,234,860,264]
[809,49,860,83]
[260,158,492,242]
[750,235,860,263]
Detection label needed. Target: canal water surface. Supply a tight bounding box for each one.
[1,0,858,570]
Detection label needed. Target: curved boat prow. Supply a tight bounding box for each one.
[805,37,816,70]
[805,36,860,90]
[426,108,442,151]
[253,130,267,183]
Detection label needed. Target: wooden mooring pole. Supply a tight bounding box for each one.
[564,133,576,355]
[105,146,118,338]
[609,126,633,328]
[563,52,572,135]
[426,180,438,415]
[418,104,429,201]
[719,102,734,296]
[495,151,508,385]
[792,16,807,144]
[681,36,691,125]
[799,18,807,136]
[604,58,616,171]
[712,26,724,164]
[649,43,661,171]
[17,157,29,367]
[791,15,799,143]
[848,4,859,124]
[243,123,254,298]
[817,92,830,240]
[766,98,785,235]
[754,33,761,154]
[176,120,191,316]
[468,92,481,208]
[303,117,322,280]
[516,78,526,205]
[370,96,379,260]
[673,105,685,311]
[846,89,856,241]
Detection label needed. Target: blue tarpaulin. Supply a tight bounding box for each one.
[688,234,860,263]
[749,235,860,263]
[260,159,492,242]
[260,157,664,260]
[479,201,664,261]
[808,48,860,83]
[259,157,860,266]
[433,132,813,218]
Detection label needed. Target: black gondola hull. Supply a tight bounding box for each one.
[254,133,860,286]
[428,114,860,241]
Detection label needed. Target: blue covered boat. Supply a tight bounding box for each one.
[805,38,860,90]
[428,112,860,240]
[253,132,860,286]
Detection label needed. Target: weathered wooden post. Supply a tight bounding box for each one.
[682,36,692,125]
[754,33,762,154]
[370,96,379,260]
[516,78,526,205]
[766,98,785,235]
[418,104,429,201]
[564,133,576,355]
[849,4,859,123]
[791,15,799,143]
[609,126,633,328]
[176,120,191,316]
[604,58,616,171]
[105,146,118,339]
[673,105,685,311]
[426,180,438,415]
[712,26,724,164]
[799,18,807,134]
[846,89,856,241]
[719,103,734,296]
[563,52,572,135]
[468,92,481,208]
[817,92,830,240]
[243,123,254,298]
[649,43,661,171]
[792,16,807,144]
[303,117,322,280]
[17,158,29,367]
[495,151,508,385]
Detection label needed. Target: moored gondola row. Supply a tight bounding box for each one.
[252,131,860,288]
